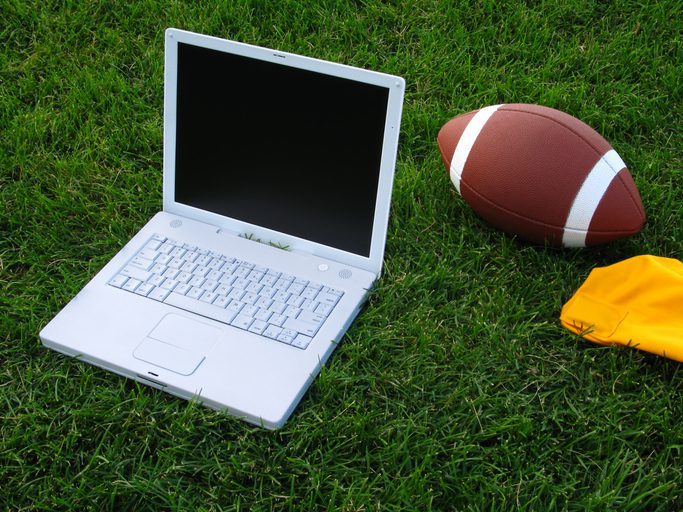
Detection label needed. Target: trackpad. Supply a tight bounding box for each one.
[133,314,222,375]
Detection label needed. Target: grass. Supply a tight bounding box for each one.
[1,0,682,510]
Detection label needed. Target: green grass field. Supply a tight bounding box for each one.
[2,1,682,510]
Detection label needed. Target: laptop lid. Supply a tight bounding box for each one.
[162,28,405,275]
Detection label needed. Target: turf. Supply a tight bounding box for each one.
[1,0,682,510]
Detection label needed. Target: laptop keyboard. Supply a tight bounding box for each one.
[107,234,344,350]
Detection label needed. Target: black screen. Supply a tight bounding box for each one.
[174,43,389,257]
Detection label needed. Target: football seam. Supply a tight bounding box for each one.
[498,106,644,214]
[459,181,641,235]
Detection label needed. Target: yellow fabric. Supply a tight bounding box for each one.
[560,255,683,362]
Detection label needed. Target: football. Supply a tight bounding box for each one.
[437,104,646,247]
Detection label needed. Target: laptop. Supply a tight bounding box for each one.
[40,28,405,429]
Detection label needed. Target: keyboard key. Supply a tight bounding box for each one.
[298,310,326,325]
[189,276,205,287]
[315,303,333,316]
[156,254,172,265]
[180,261,197,273]
[246,282,263,294]
[255,296,272,308]
[259,286,277,298]
[228,289,245,301]
[301,299,319,311]
[247,270,265,282]
[291,334,313,349]
[194,265,210,277]
[248,320,268,335]
[260,274,278,286]
[158,243,173,254]
[286,295,305,307]
[120,265,151,282]
[196,255,212,265]
[274,278,290,290]
[150,263,166,274]
[145,240,163,251]
[234,266,250,278]
[207,259,224,270]
[231,314,254,330]
[222,263,239,275]
[202,280,219,292]
[184,251,200,263]
[241,304,259,317]
[226,300,244,313]
[135,282,155,296]
[206,270,223,281]
[168,257,184,269]
[300,287,318,300]
[269,314,286,327]
[121,279,142,292]
[186,286,204,299]
[215,284,232,295]
[263,325,283,340]
[219,274,237,286]
[283,306,301,318]
[287,283,305,295]
[148,287,171,302]
[148,274,165,287]
[323,286,344,296]
[175,283,192,295]
[160,279,178,291]
[176,271,192,283]
[136,248,158,261]
[273,291,290,303]
[269,301,286,314]
[315,292,341,307]
[162,267,180,279]
[277,332,295,344]
[170,247,186,258]
[200,291,218,304]
[242,292,258,304]
[283,317,320,337]
[232,278,249,290]
[214,296,230,308]
[109,274,128,288]
[254,308,272,322]
[154,254,173,265]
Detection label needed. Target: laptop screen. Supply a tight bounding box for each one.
[174,42,390,257]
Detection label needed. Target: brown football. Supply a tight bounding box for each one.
[437,104,645,247]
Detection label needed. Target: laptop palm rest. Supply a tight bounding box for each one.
[133,313,221,375]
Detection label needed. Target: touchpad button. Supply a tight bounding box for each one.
[134,338,204,376]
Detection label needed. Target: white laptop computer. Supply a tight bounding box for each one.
[40,28,405,429]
